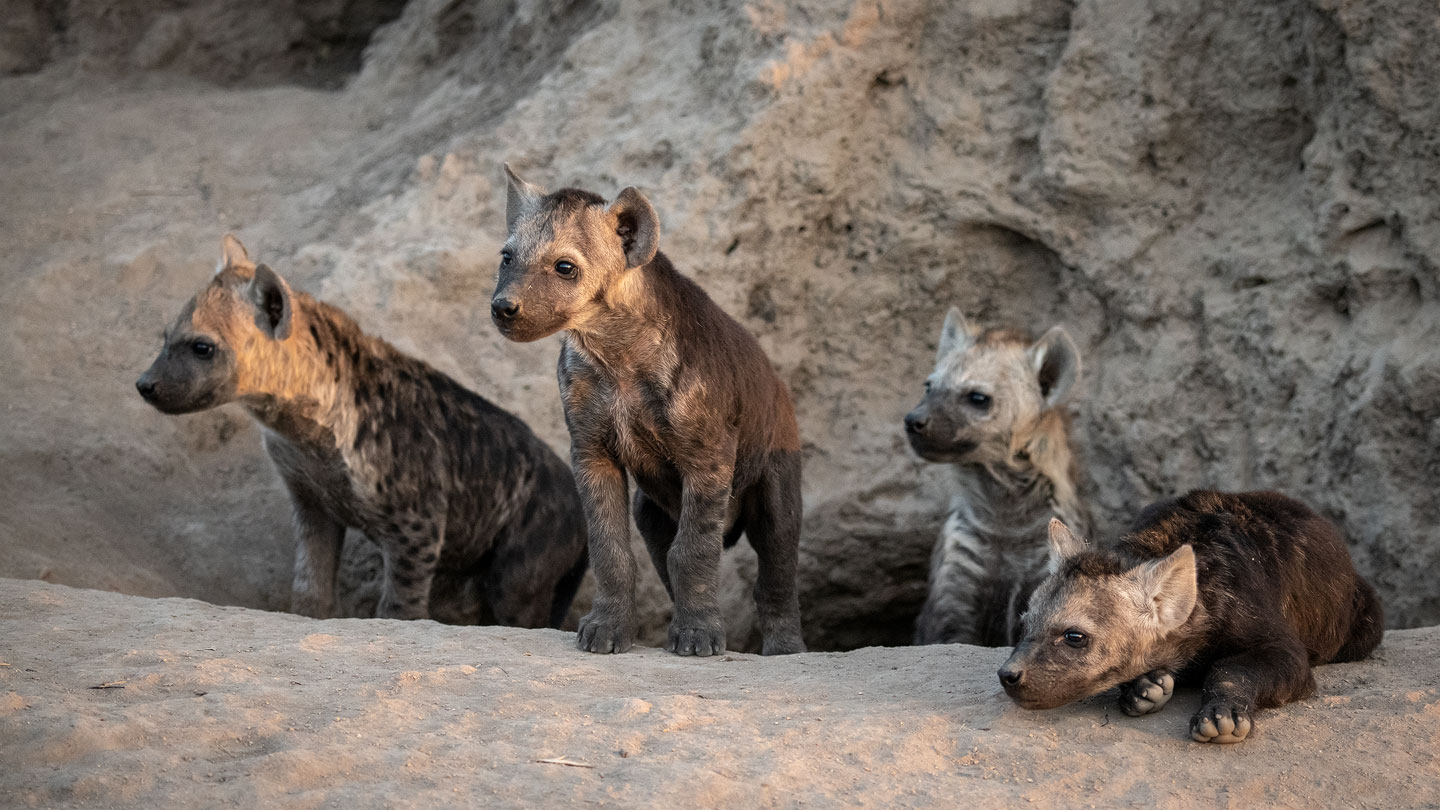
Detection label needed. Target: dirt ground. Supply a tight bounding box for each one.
[1,578,1437,809]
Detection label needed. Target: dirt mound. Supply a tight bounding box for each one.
[2,579,1437,808]
[1,0,1437,650]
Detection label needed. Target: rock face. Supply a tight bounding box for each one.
[1,0,1437,650]
[2,579,1438,808]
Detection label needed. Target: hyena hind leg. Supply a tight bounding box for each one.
[633,491,678,599]
[1332,577,1384,663]
[744,452,806,655]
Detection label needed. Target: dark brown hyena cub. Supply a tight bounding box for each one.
[999,490,1383,743]
[137,235,588,627]
[491,166,805,656]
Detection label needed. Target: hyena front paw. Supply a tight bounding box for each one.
[666,614,726,657]
[1190,699,1254,744]
[1119,669,1175,716]
[760,633,806,656]
[576,612,634,654]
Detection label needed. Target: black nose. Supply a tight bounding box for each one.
[491,298,521,321]
[136,379,156,400]
[904,412,928,434]
[998,667,1024,688]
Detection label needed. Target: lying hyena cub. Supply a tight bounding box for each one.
[137,235,588,626]
[905,308,1090,646]
[999,490,1384,743]
[491,166,805,656]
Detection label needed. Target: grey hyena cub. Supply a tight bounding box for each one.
[491,166,805,657]
[904,308,1090,646]
[1000,491,1383,743]
[137,235,588,627]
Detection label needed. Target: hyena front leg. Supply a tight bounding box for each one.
[665,480,730,656]
[574,450,637,654]
[746,452,806,655]
[914,513,986,645]
[1191,633,1313,744]
[287,488,344,619]
[375,513,445,621]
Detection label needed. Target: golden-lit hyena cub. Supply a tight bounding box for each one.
[1001,492,1383,744]
[904,308,1090,647]
[136,235,588,627]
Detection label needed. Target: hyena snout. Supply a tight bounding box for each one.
[135,376,158,402]
[903,408,928,435]
[998,665,1025,688]
[490,297,521,322]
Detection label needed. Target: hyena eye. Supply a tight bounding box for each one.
[191,340,215,359]
[499,251,512,268]
[967,391,992,410]
[1062,629,1089,648]
[554,260,577,279]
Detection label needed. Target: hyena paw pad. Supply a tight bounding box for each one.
[1119,669,1175,716]
[576,614,634,654]
[666,624,726,657]
[1190,701,1254,744]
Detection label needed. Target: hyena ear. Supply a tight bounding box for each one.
[1046,518,1086,572]
[1134,545,1198,633]
[503,163,544,232]
[218,233,253,274]
[609,187,659,269]
[248,264,293,340]
[1029,326,1080,407]
[936,307,974,365]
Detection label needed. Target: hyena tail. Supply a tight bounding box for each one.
[548,544,590,629]
[1332,576,1384,663]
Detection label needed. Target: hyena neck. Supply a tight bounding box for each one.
[951,409,1088,546]
[566,257,677,379]
[240,297,370,449]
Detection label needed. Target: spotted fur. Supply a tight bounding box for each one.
[137,235,588,626]
[999,491,1384,743]
[905,308,1090,646]
[491,166,805,657]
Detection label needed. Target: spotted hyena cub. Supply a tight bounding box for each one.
[904,308,1090,646]
[137,235,588,627]
[999,491,1384,743]
[491,166,805,656]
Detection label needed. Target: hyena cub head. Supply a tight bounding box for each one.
[136,234,294,414]
[904,308,1079,464]
[998,520,1197,709]
[490,165,660,342]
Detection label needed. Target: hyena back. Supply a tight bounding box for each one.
[904,308,1090,646]
[137,235,588,626]
[491,166,805,657]
[1000,491,1384,743]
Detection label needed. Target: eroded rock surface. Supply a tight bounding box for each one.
[1,0,1436,649]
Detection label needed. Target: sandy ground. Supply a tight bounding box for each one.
[2,578,1436,809]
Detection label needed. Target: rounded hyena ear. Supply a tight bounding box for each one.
[936,307,975,365]
[503,163,545,232]
[248,263,293,340]
[1028,326,1081,407]
[1134,545,1198,633]
[1046,518,1086,572]
[218,233,253,274]
[608,187,659,269]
